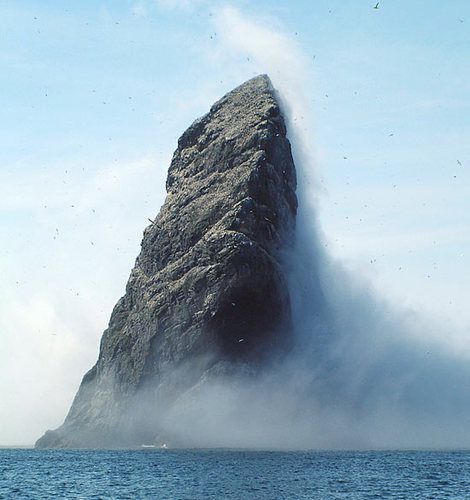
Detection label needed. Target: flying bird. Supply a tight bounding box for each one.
[148,218,161,229]
[374,2,379,9]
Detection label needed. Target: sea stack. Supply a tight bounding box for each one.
[36,74,298,448]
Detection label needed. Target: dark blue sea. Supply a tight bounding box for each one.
[1,449,470,499]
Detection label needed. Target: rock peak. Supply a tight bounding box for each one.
[36,75,298,448]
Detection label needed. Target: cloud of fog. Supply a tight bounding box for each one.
[126,5,470,450]
[214,5,317,189]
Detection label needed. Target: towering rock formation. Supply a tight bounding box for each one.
[36,74,298,448]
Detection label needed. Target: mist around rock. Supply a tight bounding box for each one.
[134,108,470,451]
[126,206,470,451]
[69,90,470,452]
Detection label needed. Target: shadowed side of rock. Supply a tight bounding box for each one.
[36,74,298,448]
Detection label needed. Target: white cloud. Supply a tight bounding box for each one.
[214,6,309,118]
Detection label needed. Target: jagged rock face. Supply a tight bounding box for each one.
[36,74,298,448]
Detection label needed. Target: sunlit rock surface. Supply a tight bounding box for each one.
[36,74,297,448]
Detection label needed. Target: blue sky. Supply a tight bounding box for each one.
[1,0,469,444]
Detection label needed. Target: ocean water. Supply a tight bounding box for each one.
[1,449,470,499]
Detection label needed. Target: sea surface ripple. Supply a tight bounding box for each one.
[1,449,470,499]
